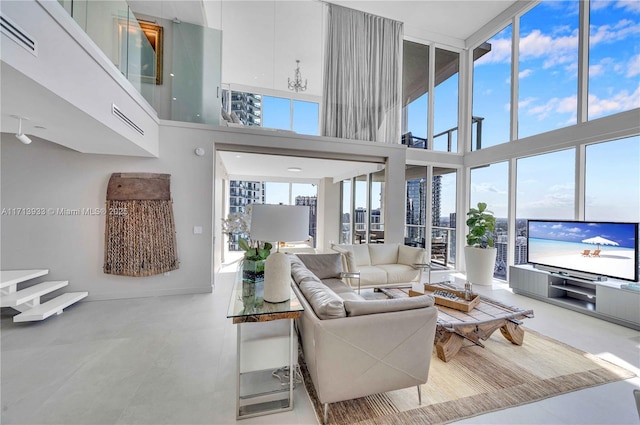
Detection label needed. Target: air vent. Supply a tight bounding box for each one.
[0,14,37,56]
[112,104,145,136]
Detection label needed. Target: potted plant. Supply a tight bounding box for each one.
[221,206,272,287]
[238,237,272,284]
[464,202,497,286]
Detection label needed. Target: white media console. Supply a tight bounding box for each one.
[509,265,640,330]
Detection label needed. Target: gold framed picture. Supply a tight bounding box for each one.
[118,20,163,85]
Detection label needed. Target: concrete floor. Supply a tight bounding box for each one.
[2,262,639,424]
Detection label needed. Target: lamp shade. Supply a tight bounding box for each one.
[250,204,310,243]
[250,204,310,303]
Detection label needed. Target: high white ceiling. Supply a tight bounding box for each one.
[130,1,518,45]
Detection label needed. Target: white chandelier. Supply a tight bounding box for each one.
[287,60,307,92]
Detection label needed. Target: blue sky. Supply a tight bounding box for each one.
[529,220,637,248]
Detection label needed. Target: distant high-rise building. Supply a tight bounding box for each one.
[225,91,262,126]
[515,236,528,265]
[432,175,442,226]
[370,209,381,230]
[406,179,426,240]
[228,180,264,250]
[295,196,317,246]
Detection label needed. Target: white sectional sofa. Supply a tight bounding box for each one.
[331,243,428,289]
[289,253,438,424]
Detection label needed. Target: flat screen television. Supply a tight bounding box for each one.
[527,220,639,282]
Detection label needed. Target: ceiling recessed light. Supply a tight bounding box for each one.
[287,167,302,172]
[170,73,175,77]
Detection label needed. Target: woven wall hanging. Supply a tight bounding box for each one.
[104,173,179,277]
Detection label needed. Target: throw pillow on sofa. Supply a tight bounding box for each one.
[398,244,427,267]
[299,280,347,319]
[344,295,434,316]
[296,253,342,280]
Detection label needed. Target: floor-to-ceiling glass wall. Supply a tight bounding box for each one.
[369,170,385,242]
[585,136,640,222]
[341,179,352,244]
[470,162,509,279]
[515,149,576,266]
[354,174,368,244]
[433,169,457,267]
[405,166,427,246]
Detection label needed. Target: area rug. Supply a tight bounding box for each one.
[299,328,636,424]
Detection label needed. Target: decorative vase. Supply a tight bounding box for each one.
[242,259,265,297]
[464,246,497,286]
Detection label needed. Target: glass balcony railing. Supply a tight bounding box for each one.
[58,0,156,106]
[403,116,484,152]
[405,224,456,268]
[57,0,222,126]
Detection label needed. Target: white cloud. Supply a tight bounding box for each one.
[519,69,533,79]
[527,193,574,209]
[475,37,511,65]
[627,54,640,77]
[519,29,579,69]
[471,182,507,195]
[521,95,577,121]
[518,97,537,109]
[590,19,640,46]
[588,86,640,118]
[589,64,605,77]
[550,183,575,192]
[615,0,640,13]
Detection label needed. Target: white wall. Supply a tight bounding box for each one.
[317,177,340,252]
[220,0,324,97]
[0,124,214,300]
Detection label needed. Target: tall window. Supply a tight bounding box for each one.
[434,48,459,152]
[370,170,385,235]
[403,41,429,147]
[516,149,576,219]
[516,149,576,265]
[585,136,640,222]
[435,170,457,266]
[354,175,368,243]
[473,25,512,150]
[470,162,509,279]
[341,179,352,244]
[405,166,427,245]
[518,2,578,139]
[588,1,640,120]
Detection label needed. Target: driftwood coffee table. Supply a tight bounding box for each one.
[379,284,534,362]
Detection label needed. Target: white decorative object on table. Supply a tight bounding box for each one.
[250,204,310,303]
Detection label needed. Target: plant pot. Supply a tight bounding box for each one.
[242,259,265,283]
[464,246,497,286]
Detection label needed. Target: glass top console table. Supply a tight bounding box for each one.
[227,269,303,419]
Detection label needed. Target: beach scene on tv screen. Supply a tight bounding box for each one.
[528,221,637,281]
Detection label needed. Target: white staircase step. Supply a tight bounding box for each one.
[1,270,49,289]
[13,292,88,323]
[1,281,69,307]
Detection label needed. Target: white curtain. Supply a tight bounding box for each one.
[322,4,403,143]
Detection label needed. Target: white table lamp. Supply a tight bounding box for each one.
[250,204,310,303]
